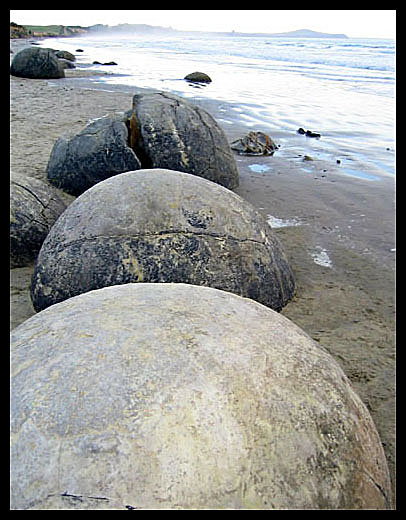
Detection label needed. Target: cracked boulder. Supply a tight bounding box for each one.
[10,177,67,268]
[11,283,392,509]
[30,169,295,312]
[46,113,141,196]
[10,47,65,79]
[129,92,239,189]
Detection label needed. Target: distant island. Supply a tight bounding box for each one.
[10,22,348,40]
[258,29,348,39]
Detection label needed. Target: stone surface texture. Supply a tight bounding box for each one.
[31,169,295,312]
[10,176,67,267]
[130,92,239,189]
[47,113,141,195]
[10,47,65,79]
[11,283,392,510]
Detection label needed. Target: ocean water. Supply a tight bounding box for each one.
[39,33,395,180]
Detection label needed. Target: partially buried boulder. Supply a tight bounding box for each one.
[54,50,76,62]
[184,71,212,83]
[10,176,67,268]
[31,169,295,312]
[11,283,392,509]
[46,113,141,196]
[129,92,239,189]
[10,47,65,79]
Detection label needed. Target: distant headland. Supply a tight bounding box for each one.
[256,28,348,39]
[10,22,348,39]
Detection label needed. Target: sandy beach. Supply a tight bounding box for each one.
[10,38,396,505]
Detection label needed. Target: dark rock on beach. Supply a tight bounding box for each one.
[58,58,76,69]
[46,113,141,196]
[129,92,239,189]
[306,130,321,138]
[297,127,321,138]
[10,176,66,268]
[54,50,75,62]
[93,61,118,65]
[184,71,212,83]
[231,131,278,156]
[10,47,65,79]
[31,169,295,312]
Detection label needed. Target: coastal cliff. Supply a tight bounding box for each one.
[10,22,30,38]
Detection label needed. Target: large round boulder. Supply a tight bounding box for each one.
[31,169,295,312]
[10,47,65,79]
[10,283,392,510]
[46,113,141,195]
[129,92,239,189]
[10,176,67,268]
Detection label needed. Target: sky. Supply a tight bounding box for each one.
[10,10,396,39]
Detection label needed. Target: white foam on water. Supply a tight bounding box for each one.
[311,246,333,268]
[267,215,302,228]
[249,164,271,173]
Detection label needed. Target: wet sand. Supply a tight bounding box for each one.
[10,39,396,505]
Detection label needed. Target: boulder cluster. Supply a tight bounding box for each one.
[46,92,239,195]
[10,49,393,510]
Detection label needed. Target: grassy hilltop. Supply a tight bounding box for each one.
[10,22,88,38]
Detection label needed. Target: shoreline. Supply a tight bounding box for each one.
[10,38,396,505]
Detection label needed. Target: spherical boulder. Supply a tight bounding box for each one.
[129,92,239,189]
[31,169,295,312]
[11,283,392,510]
[184,71,212,83]
[10,47,65,79]
[46,113,141,195]
[10,176,67,268]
